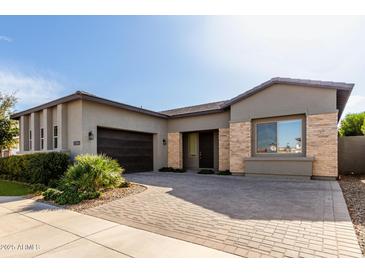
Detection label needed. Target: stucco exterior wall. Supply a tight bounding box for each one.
[229,122,251,174]
[339,136,365,175]
[81,100,168,170]
[167,111,230,133]
[67,100,83,157]
[306,112,338,178]
[230,84,337,122]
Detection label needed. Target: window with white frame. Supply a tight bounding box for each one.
[53,125,58,149]
[40,128,44,150]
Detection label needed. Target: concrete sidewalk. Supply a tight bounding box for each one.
[0,197,237,258]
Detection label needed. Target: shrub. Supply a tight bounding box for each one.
[31,183,48,193]
[0,152,70,185]
[198,169,215,174]
[43,188,62,201]
[27,152,70,185]
[158,167,175,172]
[61,154,127,192]
[217,170,232,175]
[158,167,186,173]
[339,112,365,136]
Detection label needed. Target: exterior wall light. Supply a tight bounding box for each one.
[162,139,167,145]
[88,131,94,141]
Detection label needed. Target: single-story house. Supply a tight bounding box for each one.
[11,77,353,179]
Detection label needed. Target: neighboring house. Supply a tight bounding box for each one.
[11,77,353,179]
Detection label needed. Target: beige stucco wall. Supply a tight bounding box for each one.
[81,100,168,170]
[231,84,337,122]
[306,112,338,178]
[229,122,251,173]
[67,100,83,157]
[167,111,230,133]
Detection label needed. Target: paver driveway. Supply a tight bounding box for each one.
[84,172,362,258]
[0,196,235,258]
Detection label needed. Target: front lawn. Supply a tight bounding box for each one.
[0,180,34,196]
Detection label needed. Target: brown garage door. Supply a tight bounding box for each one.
[97,127,153,173]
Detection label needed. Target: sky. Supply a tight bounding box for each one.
[0,16,364,117]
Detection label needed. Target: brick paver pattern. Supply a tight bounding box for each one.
[84,173,362,258]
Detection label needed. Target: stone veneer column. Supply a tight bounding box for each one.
[218,128,230,171]
[167,132,183,169]
[229,121,251,174]
[306,112,338,178]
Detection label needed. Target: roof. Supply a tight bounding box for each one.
[221,77,354,119]
[160,100,228,117]
[11,77,354,120]
[222,77,354,108]
[11,91,169,119]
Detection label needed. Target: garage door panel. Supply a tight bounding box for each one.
[97,127,153,173]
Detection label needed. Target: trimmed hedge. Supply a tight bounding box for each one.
[158,167,186,173]
[0,152,70,185]
[197,169,215,174]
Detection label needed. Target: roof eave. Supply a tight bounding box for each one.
[166,108,226,118]
[10,92,169,120]
[221,78,355,109]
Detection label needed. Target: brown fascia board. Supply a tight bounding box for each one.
[10,92,82,120]
[165,108,226,118]
[11,91,169,120]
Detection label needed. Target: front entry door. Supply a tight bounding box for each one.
[199,131,214,168]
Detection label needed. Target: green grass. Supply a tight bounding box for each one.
[0,180,34,196]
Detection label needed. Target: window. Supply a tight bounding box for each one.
[29,130,32,150]
[256,118,303,155]
[40,128,44,150]
[187,133,198,156]
[53,125,58,149]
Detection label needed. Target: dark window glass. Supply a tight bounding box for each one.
[256,119,303,154]
[256,122,277,153]
[54,137,58,149]
[53,126,58,137]
[277,120,302,154]
[40,128,44,138]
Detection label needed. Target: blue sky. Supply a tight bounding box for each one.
[0,16,365,116]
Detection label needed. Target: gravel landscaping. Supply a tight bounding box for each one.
[339,175,365,255]
[33,182,146,212]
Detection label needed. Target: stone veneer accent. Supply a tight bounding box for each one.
[229,122,251,174]
[306,112,338,178]
[218,128,230,171]
[167,132,183,169]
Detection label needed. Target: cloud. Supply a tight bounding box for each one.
[0,35,13,42]
[343,95,365,116]
[186,16,365,94]
[0,69,64,111]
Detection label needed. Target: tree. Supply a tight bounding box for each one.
[339,112,365,136]
[0,92,18,153]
